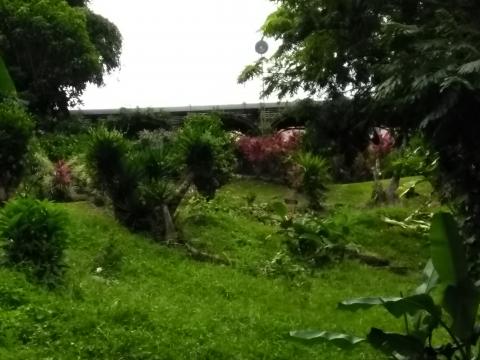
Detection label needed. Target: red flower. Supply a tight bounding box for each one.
[53,160,72,186]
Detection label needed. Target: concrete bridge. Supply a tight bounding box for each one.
[71,102,301,133]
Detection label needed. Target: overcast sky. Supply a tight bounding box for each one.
[78,0,298,110]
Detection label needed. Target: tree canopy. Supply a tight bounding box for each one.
[240,0,480,275]
[0,0,121,115]
[239,0,480,130]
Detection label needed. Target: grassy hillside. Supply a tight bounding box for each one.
[0,178,435,359]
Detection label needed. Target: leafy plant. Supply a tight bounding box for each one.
[260,251,309,287]
[281,213,352,266]
[38,132,91,161]
[293,152,330,210]
[0,198,68,286]
[174,114,235,199]
[383,134,439,180]
[87,116,235,242]
[0,100,34,203]
[291,212,480,360]
[236,130,302,180]
[22,143,92,201]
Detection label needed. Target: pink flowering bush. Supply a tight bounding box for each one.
[368,128,395,159]
[236,130,303,180]
[53,160,73,187]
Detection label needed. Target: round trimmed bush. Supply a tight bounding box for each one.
[0,198,68,285]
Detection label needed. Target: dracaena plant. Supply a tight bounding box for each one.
[87,115,235,243]
[291,212,480,360]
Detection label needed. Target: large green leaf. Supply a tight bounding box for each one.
[339,294,440,318]
[414,260,439,295]
[443,282,479,342]
[430,212,468,285]
[430,213,479,342]
[290,330,365,349]
[367,328,424,358]
[0,56,16,96]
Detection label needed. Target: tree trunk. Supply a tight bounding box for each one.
[162,204,177,245]
[371,159,386,204]
[171,173,194,218]
[386,174,400,203]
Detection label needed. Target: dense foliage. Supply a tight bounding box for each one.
[282,98,371,182]
[383,134,439,181]
[87,114,234,241]
[0,0,121,115]
[0,101,34,203]
[175,114,235,198]
[242,0,480,275]
[0,198,68,285]
[236,130,301,181]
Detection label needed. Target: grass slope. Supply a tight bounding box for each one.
[0,178,434,359]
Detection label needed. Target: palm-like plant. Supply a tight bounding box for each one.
[294,152,330,210]
[86,115,235,242]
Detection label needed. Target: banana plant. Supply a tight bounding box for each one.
[291,212,480,359]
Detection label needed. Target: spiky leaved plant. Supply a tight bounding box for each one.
[294,152,331,210]
[87,119,235,243]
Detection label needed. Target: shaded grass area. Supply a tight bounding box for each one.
[182,177,434,270]
[0,178,436,359]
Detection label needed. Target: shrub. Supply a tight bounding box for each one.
[0,100,34,202]
[293,152,331,210]
[300,97,371,182]
[21,143,92,201]
[38,132,91,161]
[0,198,68,285]
[87,127,148,230]
[87,116,235,242]
[260,251,308,287]
[236,130,302,180]
[383,134,439,180]
[281,213,351,267]
[49,157,91,200]
[175,114,235,198]
[87,126,129,191]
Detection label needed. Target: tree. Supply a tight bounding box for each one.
[241,0,480,275]
[282,97,370,181]
[0,55,34,203]
[0,0,121,115]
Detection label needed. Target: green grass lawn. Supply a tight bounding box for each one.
[0,178,436,359]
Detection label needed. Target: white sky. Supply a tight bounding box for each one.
[78,0,298,110]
